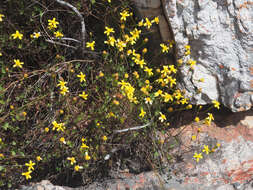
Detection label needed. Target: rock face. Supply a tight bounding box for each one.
[162,110,253,189]
[162,0,253,112]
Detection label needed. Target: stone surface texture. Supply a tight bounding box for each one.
[19,111,253,190]
[162,0,253,112]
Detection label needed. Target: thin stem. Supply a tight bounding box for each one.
[55,0,86,54]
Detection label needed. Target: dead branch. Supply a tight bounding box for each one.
[55,0,86,53]
[113,121,152,134]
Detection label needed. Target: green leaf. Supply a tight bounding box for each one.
[2,123,10,130]
[0,100,4,105]
[154,151,159,158]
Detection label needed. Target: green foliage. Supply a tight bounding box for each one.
[0,0,220,189]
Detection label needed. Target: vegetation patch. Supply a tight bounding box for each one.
[0,0,221,189]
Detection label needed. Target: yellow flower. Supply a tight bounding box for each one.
[187,59,196,67]
[144,67,153,77]
[58,123,65,132]
[67,157,76,165]
[162,93,173,102]
[107,112,116,118]
[177,59,183,66]
[104,36,116,47]
[0,14,4,22]
[152,16,159,24]
[22,170,32,180]
[202,145,210,155]
[57,79,67,89]
[134,58,146,68]
[185,45,191,50]
[86,41,95,51]
[120,10,130,21]
[139,108,146,118]
[25,160,35,171]
[145,97,152,105]
[194,117,200,122]
[142,48,147,54]
[113,100,119,105]
[180,98,188,105]
[48,17,59,30]
[130,28,141,41]
[144,17,152,29]
[60,86,69,95]
[77,72,86,82]
[36,156,42,162]
[191,135,196,141]
[160,43,169,53]
[79,91,88,100]
[169,65,177,73]
[185,50,191,56]
[59,109,64,114]
[138,19,144,27]
[52,121,58,130]
[11,30,23,40]
[116,39,126,51]
[85,152,91,160]
[205,113,214,126]
[154,90,163,97]
[45,127,49,132]
[193,152,203,162]
[212,100,220,109]
[54,31,64,38]
[99,71,104,77]
[22,112,27,117]
[74,165,83,171]
[0,153,4,158]
[104,26,115,36]
[159,112,166,122]
[102,135,108,141]
[31,32,41,39]
[13,59,24,68]
[60,137,66,144]
[81,143,89,149]
[52,121,65,132]
[186,104,192,109]
[199,78,204,82]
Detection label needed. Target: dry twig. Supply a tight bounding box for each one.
[55,0,86,53]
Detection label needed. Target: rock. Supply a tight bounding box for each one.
[132,0,174,42]
[162,110,253,189]
[19,180,73,190]
[131,0,161,9]
[162,0,253,112]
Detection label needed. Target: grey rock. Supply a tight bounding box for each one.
[216,184,235,190]
[162,0,253,112]
[131,0,161,9]
[19,180,73,190]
